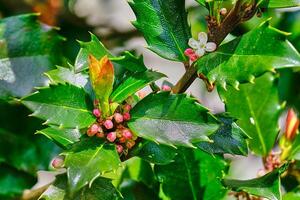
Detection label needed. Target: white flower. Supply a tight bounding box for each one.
[188,32,217,57]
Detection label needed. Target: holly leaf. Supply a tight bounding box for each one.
[129,0,191,62]
[289,134,300,160]
[261,0,300,8]
[0,164,36,200]
[196,115,249,156]
[63,138,121,193]
[154,148,201,200]
[196,22,300,89]
[36,126,82,149]
[22,84,95,129]
[75,33,111,72]
[283,187,300,200]
[0,14,63,100]
[45,66,94,97]
[110,70,166,103]
[219,73,283,156]
[130,140,177,165]
[128,92,219,148]
[40,174,121,200]
[223,163,289,200]
[110,51,147,72]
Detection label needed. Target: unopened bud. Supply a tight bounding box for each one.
[190,54,198,62]
[96,132,105,138]
[114,113,124,123]
[116,144,123,153]
[107,132,117,142]
[162,85,171,91]
[87,124,100,136]
[52,156,64,168]
[123,104,132,112]
[123,112,131,121]
[103,119,114,129]
[126,140,136,149]
[119,137,126,143]
[285,108,299,140]
[220,8,227,16]
[184,48,194,56]
[93,108,101,118]
[122,129,133,140]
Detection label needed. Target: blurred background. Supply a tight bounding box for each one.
[0,0,299,199]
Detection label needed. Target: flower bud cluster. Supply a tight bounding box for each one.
[86,101,137,155]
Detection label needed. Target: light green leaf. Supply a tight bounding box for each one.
[219,73,283,156]
[196,115,249,156]
[0,14,63,99]
[223,163,289,200]
[289,134,300,160]
[110,70,166,103]
[261,0,300,8]
[40,175,120,200]
[63,138,121,193]
[128,92,219,148]
[129,0,191,61]
[22,84,95,129]
[36,126,82,149]
[196,22,300,88]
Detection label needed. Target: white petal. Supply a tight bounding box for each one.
[188,38,200,49]
[205,42,217,52]
[198,32,208,45]
[195,48,205,57]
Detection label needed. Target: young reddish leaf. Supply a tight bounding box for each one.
[88,55,114,117]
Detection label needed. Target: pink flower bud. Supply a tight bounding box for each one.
[119,137,126,143]
[52,156,64,168]
[93,108,101,118]
[123,112,131,121]
[285,108,299,140]
[122,129,133,140]
[124,104,132,112]
[107,132,117,142]
[116,144,123,153]
[96,132,105,138]
[103,119,114,129]
[220,8,227,16]
[114,113,124,123]
[162,85,171,91]
[87,124,100,136]
[184,48,194,56]
[190,54,199,62]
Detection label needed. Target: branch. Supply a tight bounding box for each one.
[172,0,258,94]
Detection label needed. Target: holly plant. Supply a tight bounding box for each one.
[1,0,300,200]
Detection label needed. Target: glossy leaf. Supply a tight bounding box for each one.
[223,164,289,200]
[110,70,166,103]
[75,33,111,72]
[0,14,63,100]
[283,187,300,200]
[63,138,121,193]
[40,174,120,200]
[261,0,300,8]
[110,51,147,72]
[196,116,249,156]
[131,140,177,165]
[289,134,300,160]
[36,126,82,149]
[196,22,300,88]
[129,0,191,61]
[128,92,219,148]
[219,73,282,156]
[154,148,201,200]
[45,66,93,97]
[89,55,114,116]
[22,84,95,129]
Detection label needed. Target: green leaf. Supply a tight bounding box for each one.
[45,66,94,97]
[75,33,111,72]
[289,134,300,160]
[110,51,147,72]
[154,148,201,200]
[110,70,166,103]
[22,84,95,129]
[0,164,36,199]
[131,140,177,165]
[196,150,228,200]
[63,138,121,193]
[129,0,191,61]
[283,187,300,200]
[196,115,249,156]
[195,0,206,6]
[196,22,300,88]
[36,126,82,149]
[219,73,283,156]
[261,0,300,8]
[223,163,289,200]
[0,14,63,100]
[128,92,219,148]
[40,175,121,200]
